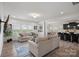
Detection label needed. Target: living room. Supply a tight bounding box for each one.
[0,2,79,57]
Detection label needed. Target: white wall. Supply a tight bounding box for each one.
[8,17,38,30]
[38,20,48,37]
[5,17,39,40]
[51,22,63,32]
[0,23,4,56]
[47,21,64,32]
[0,2,4,56]
[38,20,63,37]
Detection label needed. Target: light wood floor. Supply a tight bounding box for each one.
[1,40,79,57]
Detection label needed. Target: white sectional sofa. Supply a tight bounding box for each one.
[28,32,59,57]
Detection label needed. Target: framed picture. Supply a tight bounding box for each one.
[38,25,43,32]
[34,26,37,30]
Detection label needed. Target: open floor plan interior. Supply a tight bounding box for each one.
[0,2,79,57]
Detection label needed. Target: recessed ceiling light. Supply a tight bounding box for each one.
[60,11,64,15]
[29,13,41,18]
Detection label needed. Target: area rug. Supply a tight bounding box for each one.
[13,41,30,57]
[15,46,29,57]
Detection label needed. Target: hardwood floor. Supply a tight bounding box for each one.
[1,41,33,57]
[1,40,79,57]
[46,40,79,57]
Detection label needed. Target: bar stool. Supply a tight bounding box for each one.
[76,34,79,43]
[59,33,64,40]
[64,33,71,41]
[70,33,78,43]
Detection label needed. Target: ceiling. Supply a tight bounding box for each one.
[2,2,79,23]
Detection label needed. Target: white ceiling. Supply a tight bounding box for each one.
[2,2,79,23]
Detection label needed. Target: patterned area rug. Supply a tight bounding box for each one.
[16,46,29,57]
[13,41,30,57]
